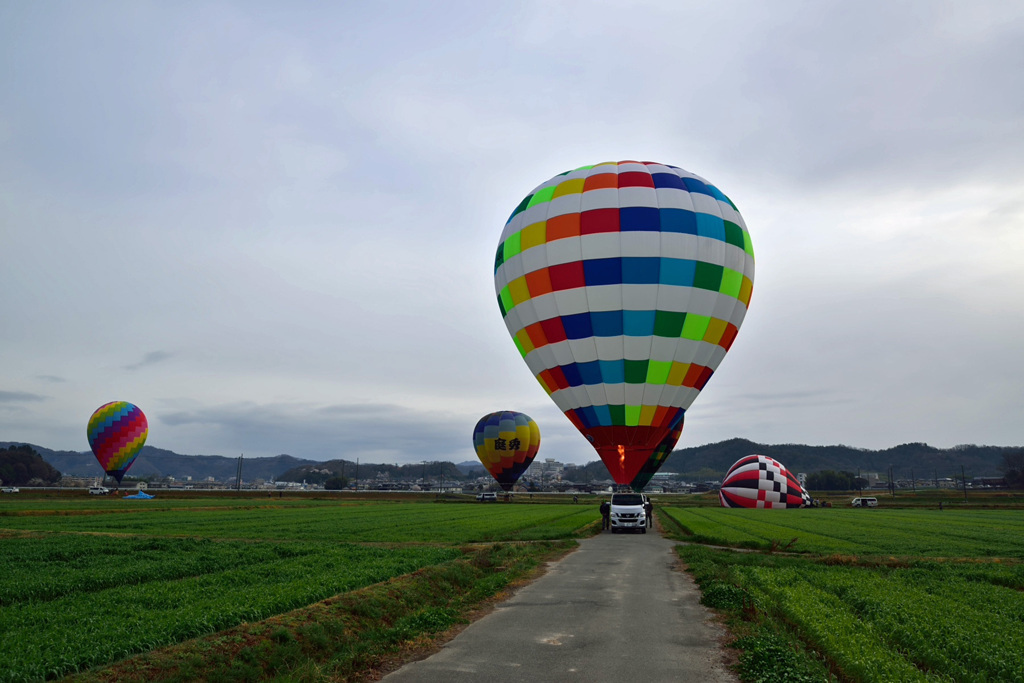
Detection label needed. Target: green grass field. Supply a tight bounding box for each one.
[0,496,597,683]
[664,504,1024,682]
[662,506,1024,557]
[5,493,1024,683]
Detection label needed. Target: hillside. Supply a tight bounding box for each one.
[3,439,1016,484]
[0,444,62,486]
[0,443,316,482]
[663,439,1014,479]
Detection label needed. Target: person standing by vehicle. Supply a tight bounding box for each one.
[600,500,611,530]
[644,499,653,528]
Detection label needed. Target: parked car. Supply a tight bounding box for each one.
[609,492,647,533]
[1,486,20,494]
[88,486,110,495]
[476,492,498,502]
[851,497,878,507]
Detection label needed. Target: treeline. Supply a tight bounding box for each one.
[0,445,62,486]
[277,460,469,485]
[663,438,1019,480]
[1005,451,1024,488]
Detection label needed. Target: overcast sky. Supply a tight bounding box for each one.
[2,1,1022,466]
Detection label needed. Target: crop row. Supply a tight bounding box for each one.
[664,507,1024,558]
[681,546,1024,682]
[0,535,324,606]
[0,502,599,543]
[0,542,460,683]
[744,564,1024,682]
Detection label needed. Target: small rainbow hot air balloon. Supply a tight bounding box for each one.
[472,411,541,492]
[719,454,808,509]
[87,401,148,484]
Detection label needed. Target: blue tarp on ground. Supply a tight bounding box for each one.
[123,491,154,499]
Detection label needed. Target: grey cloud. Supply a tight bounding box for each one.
[124,351,173,372]
[158,401,471,463]
[0,391,48,403]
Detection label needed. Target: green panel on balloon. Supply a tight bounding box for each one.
[628,405,645,426]
[624,360,649,384]
[723,221,746,249]
[720,268,743,299]
[646,360,672,385]
[654,310,686,337]
[693,262,723,291]
[503,232,522,260]
[681,314,711,340]
[527,185,556,208]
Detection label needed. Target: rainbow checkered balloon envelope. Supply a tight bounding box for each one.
[629,412,684,493]
[472,411,541,492]
[87,401,148,483]
[494,161,754,485]
[720,455,808,509]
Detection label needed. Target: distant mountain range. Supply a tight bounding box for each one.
[0,443,316,482]
[2,439,1016,483]
[662,439,1017,479]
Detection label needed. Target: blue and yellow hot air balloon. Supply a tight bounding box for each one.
[472,411,541,491]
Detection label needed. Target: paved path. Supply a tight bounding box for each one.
[382,527,736,683]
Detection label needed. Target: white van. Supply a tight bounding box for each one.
[609,492,647,533]
[89,486,110,495]
[851,497,878,507]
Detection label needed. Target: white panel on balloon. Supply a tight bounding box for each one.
[585,285,622,312]
[594,336,625,362]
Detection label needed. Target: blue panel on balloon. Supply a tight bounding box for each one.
[623,310,656,336]
[659,208,697,235]
[561,312,593,339]
[683,178,713,196]
[620,206,660,232]
[598,359,625,383]
[651,173,686,190]
[576,360,603,385]
[621,257,660,284]
[590,311,623,336]
[561,363,584,387]
[583,258,622,286]
[659,258,696,287]
[696,213,726,242]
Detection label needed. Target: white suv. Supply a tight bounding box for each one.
[609,492,647,534]
[89,486,110,495]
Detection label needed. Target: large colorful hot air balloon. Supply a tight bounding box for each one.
[719,455,808,509]
[87,401,148,484]
[472,411,541,491]
[629,413,684,493]
[494,161,754,484]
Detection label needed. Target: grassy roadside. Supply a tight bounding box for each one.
[62,541,576,683]
[677,545,838,682]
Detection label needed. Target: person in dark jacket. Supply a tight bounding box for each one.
[644,499,653,528]
[600,500,611,529]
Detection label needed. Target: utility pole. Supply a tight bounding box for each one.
[236,454,243,492]
[355,458,359,490]
[961,464,968,503]
[911,468,916,493]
